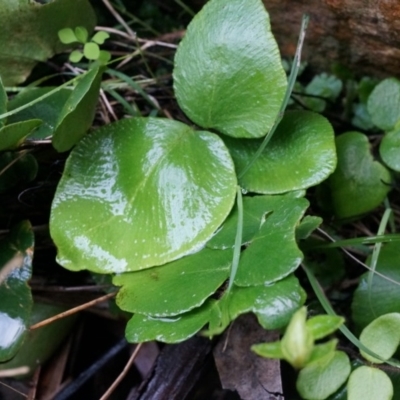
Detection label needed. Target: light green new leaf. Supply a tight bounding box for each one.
[325,131,391,219]
[84,42,100,60]
[92,31,110,45]
[234,194,308,286]
[306,315,344,340]
[0,221,34,362]
[114,248,231,317]
[297,351,351,400]
[367,78,400,131]
[125,300,214,344]
[229,275,306,330]
[58,28,78,44]
[0,0,96,85]
[8,87,71,140]
[380,127,400,172]
[352,243,400,333]
[360,313,400,363]
[224,111,336,193]
[74,26,88,44]
[307,339,338,365]
[252,341,284,359]
[0,119,42,150]
[347,366,393,400]
[173,0,287,138]
[50,117,237,273]
[52,67,104,152]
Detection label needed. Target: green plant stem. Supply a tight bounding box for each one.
[384,198,396,233]
[302,263,400,369]
[174,0,195,17]
[312,233,400,248]
[228,186,243,291]
[238,14,309,179]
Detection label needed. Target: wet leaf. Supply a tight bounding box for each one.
[114,248,232,317]
[347,366,393,400]
[0,221,34,362]
[367,78,400,131]
[380,127,400,172]
[0,119,42,150]
[234,194,308,286]
[8,87,71,140]
[125,300,214,344]
[50,117,237,273]
[173,0,286,138]
[297,351,351,400]
[359,313,400,363]
[0,0,96,85]
[352,243,400,333]
[52,67,104,152]
[325,131,391,219]
[0,152,38,193]
[224,110,336,194]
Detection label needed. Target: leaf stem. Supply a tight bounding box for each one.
[238,14,309,179]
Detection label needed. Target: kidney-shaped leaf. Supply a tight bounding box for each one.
[352,243,400,333]
[224,110,336,193]
[173,0,286,139]
[50,117,237,273]
[380,127,400,172]
[326,131,391,219]
[360,313,400,364]
[114,248,232,317]
[234,194,308,286]
[125,300,214,344]
[0,221,34,362]
[367,78,400,131]
[0,0,96,86]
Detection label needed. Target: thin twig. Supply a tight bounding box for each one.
[0,381,28,398]
[99,343,143,400]
[101,0,136,39]
[30,292,117,330]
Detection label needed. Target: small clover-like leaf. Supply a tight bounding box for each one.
[74,26,88,43]
[173,0,287,138]
[83,42,100,60]
[69,50,84,63]
[347,366,393,400]
[98,50,111,64]
[58,27,78,44]
[380,127,400,172]
[92,31,110,45]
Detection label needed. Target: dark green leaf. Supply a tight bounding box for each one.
[0,119,42,150]
[296,216,322,241]
[0,221,34,362]
[380,127,400,172]
[224,111,336,194]
[50,117,237,273]
[173,0,287,138]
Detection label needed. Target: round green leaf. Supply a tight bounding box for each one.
[50,117,237,273]
[173,0,287,138]
[367,78,400,131]
[360,313,400,363]
[380,128,400,172]
[0,221,34,362]
[74,26,88,43]
[69,50,84,63]
[92,31,110,45]
[114,248,231,317]
[347,366,393,400]
[224,110,336,193]
[352,243,400,333]
[325,131,391,219]
[125,300,214,344]
[297,351,351,400]
[58,27,77,44]
[83,42,100,60]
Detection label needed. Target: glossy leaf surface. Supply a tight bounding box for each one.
[347,366,393,400]
[234,194,308,286]
[296,216,322,241]
[8,87,71,139]
[0,221,34,362]
[52,67,104,152]
[114,248,232,317]
[367,78,400,131]
[380,128,400,172]
[326,131,391,218]
[125,300,214,343]
[229,275,306,330]
[297,351,351,400]
[224,111,336,193]
[51,117,237,273]
[359,313,400,363]
[173,0,286,138]
[0,0,96,85]
[352,243,400,333]
[0,119,42,151]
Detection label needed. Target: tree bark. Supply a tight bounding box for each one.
[265,0,400,77]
